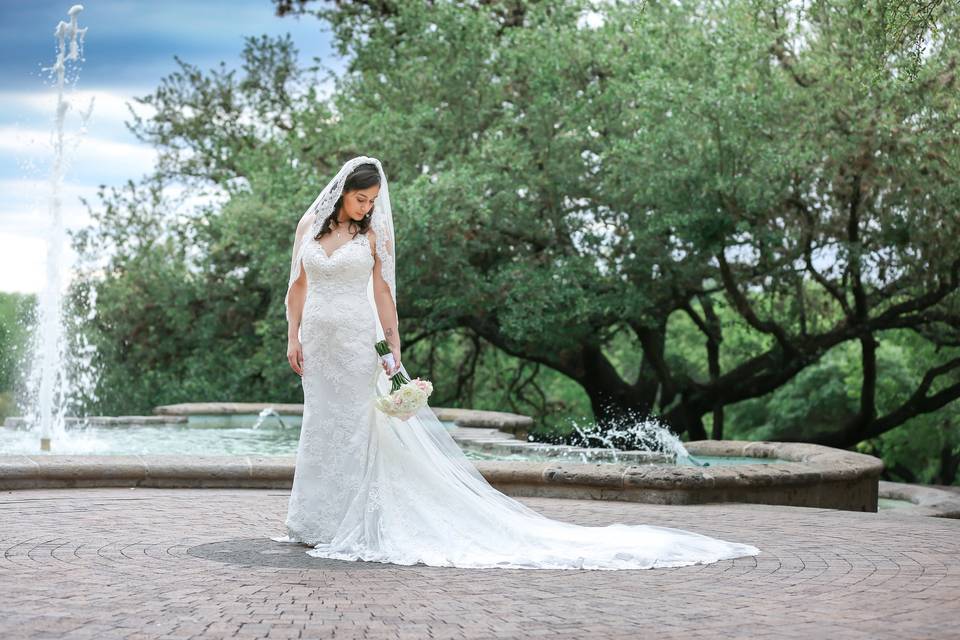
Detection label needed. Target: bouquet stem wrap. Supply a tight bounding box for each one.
[374,340,433,420]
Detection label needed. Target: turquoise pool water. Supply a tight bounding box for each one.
[0,416,788,465]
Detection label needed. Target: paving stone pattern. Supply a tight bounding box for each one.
[0,488,957,639]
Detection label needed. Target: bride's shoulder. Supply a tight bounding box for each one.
[296,211,315,236]
[364,227,377,256]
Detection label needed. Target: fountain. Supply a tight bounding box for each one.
[0,403,883,512]
[532,411,714,467]
[0,5,883,512]
[252,407,291,430]
[19,5,93,453]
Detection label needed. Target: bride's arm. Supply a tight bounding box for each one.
[285,214,313,377]
[287,214,311,341]
[287,269,307,342]
[369,228,400,358]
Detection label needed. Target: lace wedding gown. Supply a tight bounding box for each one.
[271,231,761,570]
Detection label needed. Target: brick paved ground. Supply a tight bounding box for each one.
[0,488,957,640]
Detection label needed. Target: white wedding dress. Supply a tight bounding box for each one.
[270,230,761,570]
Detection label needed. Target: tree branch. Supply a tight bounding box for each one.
[716,251,796,355]
[793,195,853,316]
[864,356,960,440]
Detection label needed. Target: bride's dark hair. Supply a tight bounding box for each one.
[314,162,381,240]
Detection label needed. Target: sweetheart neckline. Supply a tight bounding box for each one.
[314,232,368,260]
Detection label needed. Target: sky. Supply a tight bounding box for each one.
[0,0,342,294]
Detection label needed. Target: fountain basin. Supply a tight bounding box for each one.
[876,481,960,518]
[479,440,882,512]
[0,405,882,512]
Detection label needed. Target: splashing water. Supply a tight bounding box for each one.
[530,408,705,465]
[20,6,94,452]
[251,407,291,430]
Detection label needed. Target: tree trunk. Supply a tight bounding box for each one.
[579,344,652,428]
[937,428,960,486]
[664,404,708,441]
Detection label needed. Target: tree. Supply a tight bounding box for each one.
[0,292,34,420]
[264,0,960,442]
[76,0,960,446]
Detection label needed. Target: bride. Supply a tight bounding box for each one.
[270,155,761,570]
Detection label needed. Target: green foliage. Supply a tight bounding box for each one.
[0,293,34,420]
[66,1,960,481]
[717,328,959,483]
[0,293,30,392]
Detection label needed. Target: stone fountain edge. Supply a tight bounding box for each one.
[1,405,883,512]
[0,441,882,513]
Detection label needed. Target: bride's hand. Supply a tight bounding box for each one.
[382,347,401,376]
[287,338,304,377]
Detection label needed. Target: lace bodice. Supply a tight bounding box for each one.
[302,232,374,299]
[299,231,378,390]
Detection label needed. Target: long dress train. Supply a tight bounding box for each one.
[271,231,761,570]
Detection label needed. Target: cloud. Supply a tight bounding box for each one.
[0,231,50,294]
[0,124,158,186]
[0,0,342,294]
[0,123,155,159]
[0,175,228,295]
[0,85,161,295]
[0,88,157,133]
[0,0,338,91]
[0,177,101,294]
[0,178,100,237]
[0,228,98,295]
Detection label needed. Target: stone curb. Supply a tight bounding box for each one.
[153,402,305,416]
[0,439,882,512]
[3,416,188,427]
[0,455,293,490]
[1,406,882,512]
[149,403,535,434]
[471,439,882,512]
[878,480,960,518]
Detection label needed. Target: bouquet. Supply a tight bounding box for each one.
[374,339,434,421]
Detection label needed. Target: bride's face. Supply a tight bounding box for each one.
[343,185,381,221]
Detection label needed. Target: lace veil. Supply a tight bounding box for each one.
[285,155,395,324]
[285,156,519,492]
